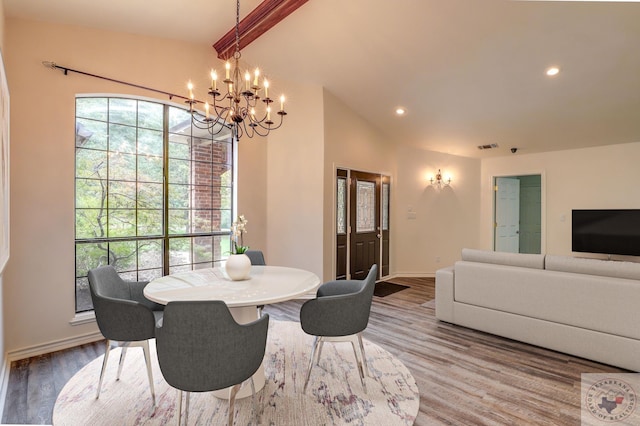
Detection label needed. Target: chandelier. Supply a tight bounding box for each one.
[186,0,287,139]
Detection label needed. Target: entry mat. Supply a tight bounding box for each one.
[374,281,410,297]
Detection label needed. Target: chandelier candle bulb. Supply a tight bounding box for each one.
[225,62,231,80]
[254,69,260,86]
[264,79,269,98]
[205,102,210,119]
[245,71,251,90]
[267,106,271,121]
[187,81,194,100]
[210,70,217,90]
[280,95,285,111]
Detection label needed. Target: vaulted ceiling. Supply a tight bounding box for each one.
[5,0,640,158]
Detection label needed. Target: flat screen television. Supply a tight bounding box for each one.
[572,209,640,256]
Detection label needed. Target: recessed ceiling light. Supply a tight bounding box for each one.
[395,107,406,116]
[546,67,560,77]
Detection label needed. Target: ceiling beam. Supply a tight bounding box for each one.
[213,0,308,60]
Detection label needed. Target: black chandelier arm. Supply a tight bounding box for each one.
[205,92,263,111]
[207,123,231,137]
[189,114,231,136]
[241,122,266,138]
[251,113,286,132]
[236,120,266,139]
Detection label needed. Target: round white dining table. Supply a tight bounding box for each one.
[144,265,321,398]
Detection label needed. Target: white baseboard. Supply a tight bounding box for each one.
[388,272,435,278]
[6,331,103,363]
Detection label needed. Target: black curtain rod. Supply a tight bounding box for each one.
[42,61,192,102]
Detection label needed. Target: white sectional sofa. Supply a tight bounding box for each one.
[435,248,640,371]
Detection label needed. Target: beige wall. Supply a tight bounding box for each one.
[395,145,481,274]
[481,142,640,256]
[265,81,325,277]
[322,89,395,280]
[0,0,5,49]
[0,0,6,388]
[2,17,240,355]
[237,139,267,254]
[0,0,4,50]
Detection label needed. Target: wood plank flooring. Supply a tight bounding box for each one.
[2,277,627,425]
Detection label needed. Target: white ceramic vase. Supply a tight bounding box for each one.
[225,253,251,281]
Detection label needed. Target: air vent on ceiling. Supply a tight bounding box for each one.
[477,143,499,150]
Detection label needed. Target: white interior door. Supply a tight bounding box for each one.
[495,177,520,253]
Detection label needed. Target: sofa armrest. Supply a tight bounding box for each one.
[435,266,455,322]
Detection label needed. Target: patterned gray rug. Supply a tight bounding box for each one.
[53,320,419,425]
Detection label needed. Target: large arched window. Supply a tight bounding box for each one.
[74,96,234,312]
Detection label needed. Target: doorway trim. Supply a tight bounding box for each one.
[333,165,392,280]
[492,171,546,254]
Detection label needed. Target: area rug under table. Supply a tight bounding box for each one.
[53,320,419,425]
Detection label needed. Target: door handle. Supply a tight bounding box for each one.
[376,234,381,238]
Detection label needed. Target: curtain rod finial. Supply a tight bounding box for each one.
[42,61,57,69]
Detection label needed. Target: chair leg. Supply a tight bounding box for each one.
[350,337,367,393]
[185,392,190,426]
[116,344,128,380]
[357,333,369,378]
[141,340,156,406]
[97,339,112,399]
[250,377,258,425]
[228,383,242,426]
[303,336,322,393]
[316,339,325,366]
[176,390,183,426]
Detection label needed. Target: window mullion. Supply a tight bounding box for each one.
[162,104,170,276]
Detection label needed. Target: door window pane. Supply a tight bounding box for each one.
[337,177,347,234]
[356,181,376,233]
[382,182,390,231]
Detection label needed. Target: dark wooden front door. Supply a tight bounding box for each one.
[349,171,380,280]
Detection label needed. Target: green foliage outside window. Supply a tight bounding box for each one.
[75,96,234,312]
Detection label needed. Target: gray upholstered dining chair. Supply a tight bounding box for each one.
[87,265,164,407]
[299,264,378,393]
[155,300,270,426]
[245,249,266,266]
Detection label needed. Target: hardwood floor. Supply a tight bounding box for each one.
[2,277,627,425]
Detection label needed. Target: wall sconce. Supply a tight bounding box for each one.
[430,169,451,188]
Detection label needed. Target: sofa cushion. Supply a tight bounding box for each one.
[546,255,640,281]
[454,261,640,340]
[461,248,545,270]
